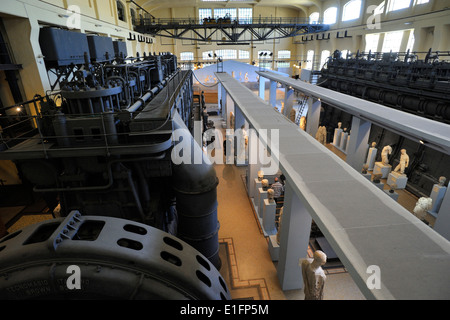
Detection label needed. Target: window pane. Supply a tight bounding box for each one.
[199,9,212,24]
[215,49,237,59]
[239,50,250,59]
[365,33,380,52]
[388,0,411,12]
[320,50,331,67]
[310,12,319,24]
[342,0,362,21]
[278,50,291,59]
[238,8,252,24]
[324,7,337,24]
[406,30,415,51]
[180,52,194,61]
[382,30,404,52]
[214,8,237,20]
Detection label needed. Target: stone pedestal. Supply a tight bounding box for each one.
[263,199,277,235]
[384,190,399,202]
[429,185,447,215]
[258,187,268,218]
[268,235,279,261]
[373,162,392,179]
[362,173,372,180]
[366,147,377,171]
[253,178,262,199]
[333,128,343,147]
[373,182,385,190]
[387,172,408,189]
[340,132,348,151]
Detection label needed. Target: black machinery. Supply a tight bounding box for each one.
[0,27,228,299]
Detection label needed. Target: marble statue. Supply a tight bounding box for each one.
[262,179,269,191]
[290,108,296,122]
[381,145,392,166]
[337,122,342,129]
[229,112,235,129]
[371,142,377,148]
[267,188,275,203]
[301,250,327,300]
[439,176,446,186]
[257,170,264,181]
[394,149,409,174]
[299,116,307,131]
[237,125,248,163]
[276,206,283,245]
[315,126,327,145]
[413,197,433,221]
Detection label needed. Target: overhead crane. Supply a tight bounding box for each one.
[135,16,330,43]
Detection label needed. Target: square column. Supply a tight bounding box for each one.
[269,80,277,108]
[283,86,295,117]
[306,97,321,139]
[259,76,267,100]
[433,190,450,241]
[346,116,371,171]
[247,127,259,197]
[219,83,227,120]
[277,180,312,290]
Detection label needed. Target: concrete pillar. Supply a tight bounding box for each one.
[247,126,259,197]
[259,76,267,100]
[346,116,371,171]
[226,94,234,129]
[269,80,277,108]
[283,86,295,117]
[306,97,321,138]
[433,190,450,241]
[220,84,227,119]
[277,180,312,290]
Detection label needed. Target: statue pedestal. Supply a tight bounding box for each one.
[362,173,372,180]
[428,185,447,215]
[268,235,279,261]
[253,178,262,199]
[366,147,377,171]
[373,182,385,190]
[258,188,268,218]
[262,199,277,236]
[387,172,408,189]
[373,162,392,179]
[339,132,348,152]
[332,128,343,147]
[384,190,399,202]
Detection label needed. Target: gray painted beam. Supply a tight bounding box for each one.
[215,71,450,300]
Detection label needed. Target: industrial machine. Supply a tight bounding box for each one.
[0,27,229,300]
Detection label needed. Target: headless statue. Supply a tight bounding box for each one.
[394,149,409,174]
[381,145,392,166]
[301,250,327,300]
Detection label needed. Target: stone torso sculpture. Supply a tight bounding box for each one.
[381,145,392,166]
[301,250,327,300]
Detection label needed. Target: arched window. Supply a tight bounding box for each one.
[320,50,331,68]
[130,8,136,25]
[323,7,337,24]
[117,1,126,22]
[309,12,319,24]
[342,0,362,21]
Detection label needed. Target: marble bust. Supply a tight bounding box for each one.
[439,176,446,186]
[257,170,264,181]
[301,250,327,300]
[262,179,269,190]
[413,197,432,221]
[267,188,275,203]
